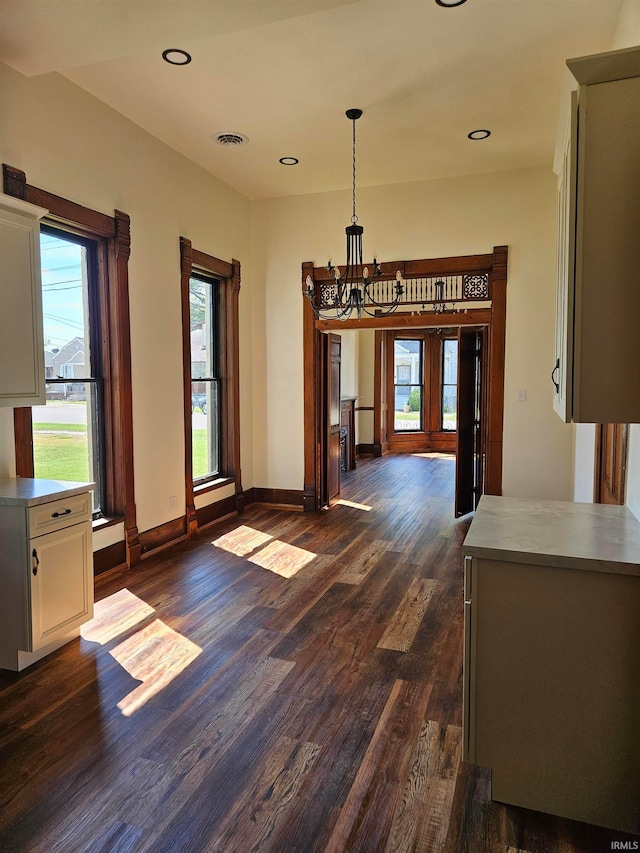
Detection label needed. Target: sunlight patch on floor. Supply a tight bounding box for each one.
[212,524,274,556]
[110,618,202,716]
[336,498,373,512]
[81,588,155,645]
[247,539,316,577]
[411,452,455,459]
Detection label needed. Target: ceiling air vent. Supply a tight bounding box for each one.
[213,132,249,147]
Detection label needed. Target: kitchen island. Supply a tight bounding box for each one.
[462,495,640,834]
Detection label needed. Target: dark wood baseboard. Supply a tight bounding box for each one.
[93,541,127,576]
[357,443,375,457]
[253,488,304,510]
[101,487,307,566]
[140,516,187,557]
[196,494,238,529]
[387,432,456,455]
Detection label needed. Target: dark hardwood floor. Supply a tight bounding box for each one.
[0,453,637,852]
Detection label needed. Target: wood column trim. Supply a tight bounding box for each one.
[13,408,34,477]
[231,258,244,515]
[180,237,198,536]
[113,210,140,566]
[485,245,508,496]
[302,261,319,511]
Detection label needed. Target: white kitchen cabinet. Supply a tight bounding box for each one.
[0,193,48,407]
[553,46,640,423]
[463,495,640,834]
[0,479,94,671]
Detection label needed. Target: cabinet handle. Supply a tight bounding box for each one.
[51,508,72,518]
[551,357,560,393]
[32,548,39,576]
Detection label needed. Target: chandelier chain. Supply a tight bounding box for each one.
[351,117,358,225]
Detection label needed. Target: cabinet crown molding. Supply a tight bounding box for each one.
[568,44,640,86]
[0,192,47,221]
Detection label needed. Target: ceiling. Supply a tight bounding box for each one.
[0,0,623,199]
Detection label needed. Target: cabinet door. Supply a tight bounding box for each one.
[29,521,93,652]
[552,91,577,423]
[0,197,47,407]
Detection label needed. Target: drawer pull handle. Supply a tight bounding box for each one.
[32,548,39,576]
[52,508,72,518]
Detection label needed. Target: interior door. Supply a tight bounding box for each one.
[594,423,628,505]
[455,327,484,517]
[326,333,341,505]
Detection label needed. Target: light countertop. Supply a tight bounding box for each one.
[0,478,94,507]
[463,495,640,576]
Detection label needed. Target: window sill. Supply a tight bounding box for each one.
[193,476,235,496]
[93,515,124,532]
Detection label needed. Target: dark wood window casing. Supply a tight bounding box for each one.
[179,237,243,536]
[3,164,140,567]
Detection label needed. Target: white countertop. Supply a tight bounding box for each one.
[0,478,94,507]
[463,495,640,576]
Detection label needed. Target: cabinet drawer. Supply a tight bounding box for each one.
[28,492,92,537]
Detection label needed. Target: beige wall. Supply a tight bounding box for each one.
[252,166,574,500]
[0,63,254,547]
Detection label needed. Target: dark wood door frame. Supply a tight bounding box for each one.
[302,247,508,511]
[594,423,628,505]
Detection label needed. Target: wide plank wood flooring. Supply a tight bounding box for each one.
[0,453,637,852]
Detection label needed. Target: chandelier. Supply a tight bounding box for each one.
[305,109,404,320]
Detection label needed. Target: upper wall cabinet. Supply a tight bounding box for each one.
[553,46,640,424]
[0,193,48,407]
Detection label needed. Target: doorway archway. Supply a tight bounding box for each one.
[301,246,508,512]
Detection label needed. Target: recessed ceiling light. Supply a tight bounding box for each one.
[279,157,299,166]
[162,49,192,65]
[435,0,468,7]
[213,132,249,147]
[468,129,491,140]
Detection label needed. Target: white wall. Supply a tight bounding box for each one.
[0,63,254,546]
[339,330,359,398]
[252,166,574,500]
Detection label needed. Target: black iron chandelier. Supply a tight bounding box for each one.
[305,109,404,320]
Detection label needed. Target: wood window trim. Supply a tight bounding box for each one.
[302,246,508,510]
[180,237,243,537]
[3,164,140,567]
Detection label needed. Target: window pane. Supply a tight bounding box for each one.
[32,382,103,513]
[443,339,458,385]
[36,229,103,514]
[394,339,423,432]
[442,339,458,430]
[192,380,219,481]
[394,385,422,431]
[40,232,92,378]
[190,277,217,379]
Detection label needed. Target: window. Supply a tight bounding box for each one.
[6,163,138,564]
[442,338,458,430]
[34,227,105,514]
[394,338,423,431]
[189,275,220,482]
[180,237,242,532]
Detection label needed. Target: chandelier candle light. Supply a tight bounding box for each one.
[305,109,405,320]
